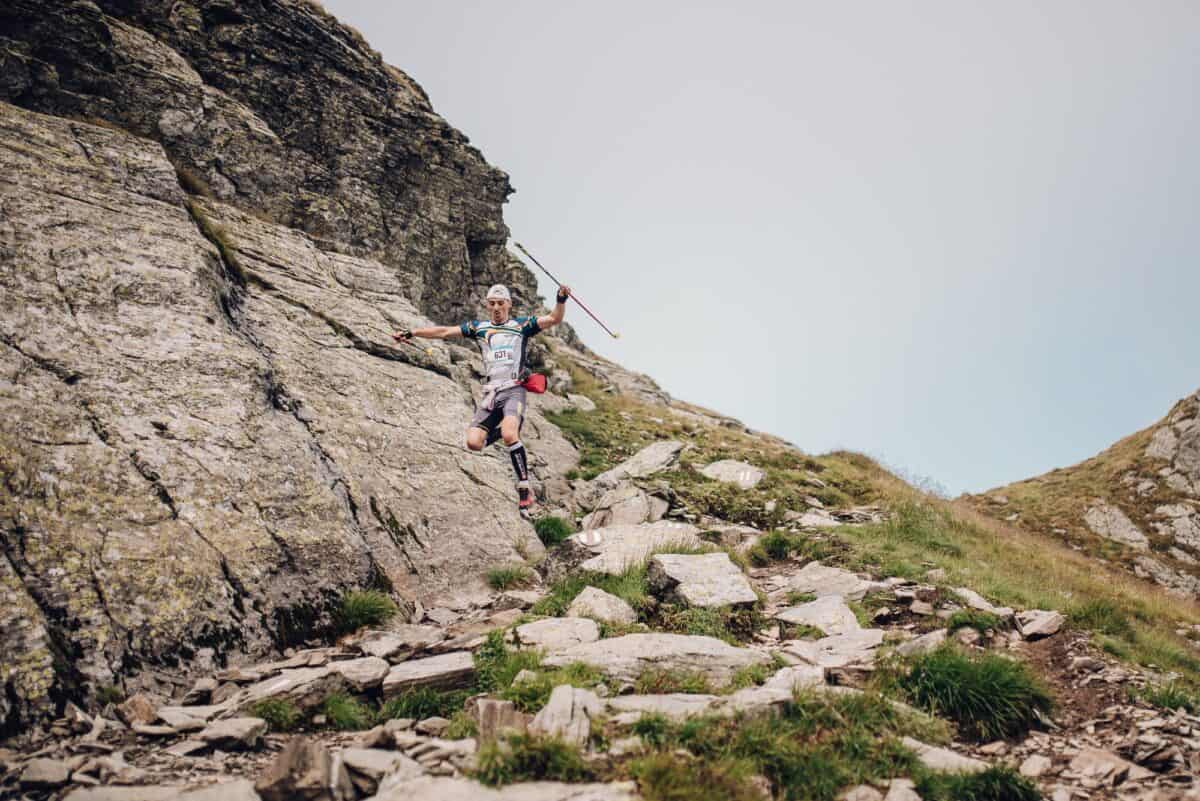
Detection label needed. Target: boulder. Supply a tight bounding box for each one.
[382,652,476,697]
[785,563,883,601]
[647,552,758,608]
[1015,610,1065,640]
[514,618,601,652]
[781,629,884,669]
[1067,747,1152,785]
[895,629,948,657]
[1020,754,1053,778]
[226,665,350,714]
[116,694,159,727]
[340,748,423,796]
[255,736,355,801]
[567,394,597,412]
[19,758,71,789]
[901,737,986,773]
[197,717,267,750]
[529,685,602,746]
[883,779,922,801]
[700,460,765,489]
[581,483,670,530]
[604,694,722,724]
[333,656,391,691]
[1083,503,1150,550]
[566,587,638,625]
[542,633,771,685]
[592,441,684,488]
[473,699,529,742]
[776,595,861,636]
[761,664,827,693]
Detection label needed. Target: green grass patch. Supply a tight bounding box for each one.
[532,565,653,618]
[534,516,575,547]
[748,530,833,567]
[321,693,374,731]
[1067,599,1135,638]
[899,646,1052,741]
[502,662,609,712]
[629,690,948,801]
[635,667,715,695]
[475,733,593,786]
[249,698,301,732]
[946,609,1004,634]
[915,765,1041,801]
[474,631,544,694]
[487,564,534,591]
[444,710,479,739]
[786,591,817,605]
[95,684,125,706]
[1134,681,1200,714]
[630,752,762,801]
[379,688,471,721]
[335,589,399,633]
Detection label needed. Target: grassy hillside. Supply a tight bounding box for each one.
[551,349,1200,685]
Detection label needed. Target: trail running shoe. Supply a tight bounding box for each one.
[518,486,534,512]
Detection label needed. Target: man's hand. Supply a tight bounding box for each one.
[392,327,413,343]
[556,285,572,304]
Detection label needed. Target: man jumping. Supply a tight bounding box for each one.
[393,283,571,513]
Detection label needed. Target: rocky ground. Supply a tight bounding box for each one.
[4,443,1198,801]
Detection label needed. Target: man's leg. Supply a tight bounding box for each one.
[466,427,487,451]
[498,389,533,510]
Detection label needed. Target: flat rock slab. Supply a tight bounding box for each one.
[593,440,684,487]
[782,629,884,669]
[515,618,601,652]
[373,775,642,801]
[569,522,703,575]
[197,717,266,750]
[902,737,986,773]
[225,665,350,715]
[785,562,883,601]
[700,460,765,490]
[950,588,1014,619]
[605,693,722,724]
[542,633,771,685]
[333,656,391,691]
[383,651,476,697]
[647,552,758,608]
[358,625,446,661]
[761,664,827,693]
[776,595,861,636]
[566,586,637,624]
[340,747,424,783]
[19,758,71,788]
[63,790,183,801]
[895,629,948,657]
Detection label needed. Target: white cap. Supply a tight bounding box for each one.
[486,284,511,301]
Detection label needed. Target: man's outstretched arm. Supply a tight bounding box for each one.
[392,324,463,342]
[536,285,571,331]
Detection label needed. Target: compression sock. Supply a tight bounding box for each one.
[508,441,530,484]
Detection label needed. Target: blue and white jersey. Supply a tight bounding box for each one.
[459,316,541,387]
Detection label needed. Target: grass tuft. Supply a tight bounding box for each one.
[250,698,301,732]
[475,733,592,786]
[336,589,399,633]
[916,765,1041,801]
[635,667,714,695]
[1067,599,1135,638]
[444,710,479,739]
[474,630,544,694]
[534,516,575,547]
[1135,681,1199,714]
[486,564,534,591]
[946,609,1004,634]
[321,693,374,730]
[379,688,471,721]
[899,646,1052,741]
[501,662,608,712]
[630,752,762,801]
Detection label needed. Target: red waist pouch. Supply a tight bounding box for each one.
[522,373,547,394]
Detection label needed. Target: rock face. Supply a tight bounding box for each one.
[0,0,535,323]
[0,92,577,731]
[1083,504,1149,550]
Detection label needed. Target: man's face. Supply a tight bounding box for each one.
[486,298,511,324]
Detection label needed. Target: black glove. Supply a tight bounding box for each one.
[556,290,570,304]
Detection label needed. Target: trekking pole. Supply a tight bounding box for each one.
[513,242,620,339]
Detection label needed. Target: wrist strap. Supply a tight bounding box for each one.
[556,292,569,304]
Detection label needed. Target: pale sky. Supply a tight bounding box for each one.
[325,0,1199,495]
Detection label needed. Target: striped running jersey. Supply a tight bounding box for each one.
[459,316,542,386]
